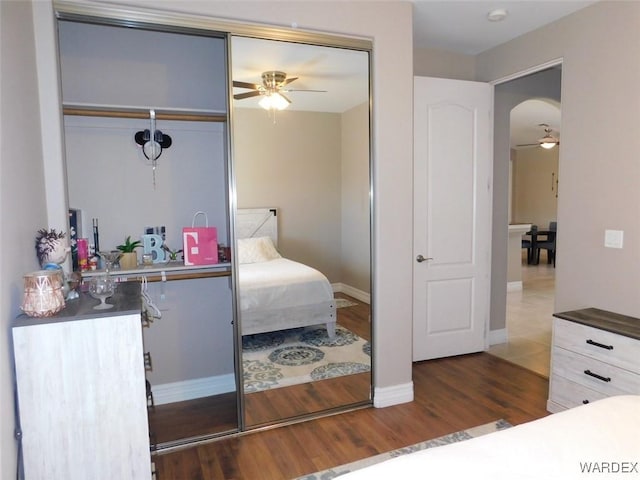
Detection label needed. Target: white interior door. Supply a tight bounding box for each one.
[413,76,493,362]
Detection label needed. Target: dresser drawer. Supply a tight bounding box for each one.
[549,375,608,410]
[551,346,640,395]
[553,318,640,373]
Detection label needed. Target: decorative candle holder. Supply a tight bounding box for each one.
[21,270,66,317]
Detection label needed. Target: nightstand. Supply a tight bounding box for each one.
[547,308,640,413]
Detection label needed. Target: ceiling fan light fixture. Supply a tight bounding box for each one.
[537,123,558,149]
[259,92,289,111]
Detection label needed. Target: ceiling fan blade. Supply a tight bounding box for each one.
[516,143,540,147]
[283,89,328,93]
[283,76,298,85]
[279,93,292,104]
[234,91,263,100]
[233,80,261,90]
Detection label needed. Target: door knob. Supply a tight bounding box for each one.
[416,255,432,263]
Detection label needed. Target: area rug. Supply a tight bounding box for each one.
[294,419,512,479]
[243,324,370,393]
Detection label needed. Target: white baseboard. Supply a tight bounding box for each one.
[507,281,523,292]
[489,328,508,345]
[151,374,236,406]
[373,381,414,408]
[332,283,371,304]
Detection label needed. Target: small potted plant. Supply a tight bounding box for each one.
[162,244,183,262]
[116,236,141,270]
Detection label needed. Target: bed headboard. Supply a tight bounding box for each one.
[236,208,278,245]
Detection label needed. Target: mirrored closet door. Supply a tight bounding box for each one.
[230,35,373,428]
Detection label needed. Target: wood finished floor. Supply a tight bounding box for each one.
[153,353,550,480]
[149,294,371,446]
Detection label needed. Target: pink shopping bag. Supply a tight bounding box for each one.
[182,211,218,266]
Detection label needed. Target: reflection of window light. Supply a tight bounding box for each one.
[259,93,289,111]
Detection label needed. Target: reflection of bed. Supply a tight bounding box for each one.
[237,208,336,337]
[339,395,640,479]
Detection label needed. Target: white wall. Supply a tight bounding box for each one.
[0,2,48,478]
[478,1,640,317]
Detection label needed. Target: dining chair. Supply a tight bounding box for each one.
[522,225,537,264]
[535,222,556,266]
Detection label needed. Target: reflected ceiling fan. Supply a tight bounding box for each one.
[517,123,560,149]
[233,71,326,110]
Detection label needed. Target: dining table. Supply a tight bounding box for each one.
[524,229,555,265]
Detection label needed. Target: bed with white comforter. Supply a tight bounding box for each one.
[340,395,640,479]
[237,236,336,337]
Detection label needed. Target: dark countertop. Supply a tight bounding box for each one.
[15,281,141,327]
[554,308,640,340]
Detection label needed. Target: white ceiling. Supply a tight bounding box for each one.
[413,0,598,55]
[231,36,369,114]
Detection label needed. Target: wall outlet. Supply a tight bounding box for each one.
[604,229,624,249]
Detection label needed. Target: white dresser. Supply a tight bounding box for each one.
[547,308,640,413]
[13,282,151,480]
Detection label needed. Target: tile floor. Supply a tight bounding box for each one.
[487,253,555,377]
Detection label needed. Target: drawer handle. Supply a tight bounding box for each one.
[586,339,613,350]
[584,369,611,383]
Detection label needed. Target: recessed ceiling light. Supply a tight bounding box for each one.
[487,8,508,22]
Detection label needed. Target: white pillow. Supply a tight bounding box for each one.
[237,236,281,264]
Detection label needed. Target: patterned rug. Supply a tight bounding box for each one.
[294,419,512,479]
[243,324,371,393]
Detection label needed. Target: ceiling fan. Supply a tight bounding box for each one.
[233,71,325,110]
[517,123,560,149]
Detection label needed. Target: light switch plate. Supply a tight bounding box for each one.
[604,229,624,249]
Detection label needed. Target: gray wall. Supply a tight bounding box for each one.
[234,104,371,295]
[0,1,47,476]
[512,147,559,228]
[8,3,639,476]
[341,102,371,294]
[479,1,640,319]
[234,108,343,282]
[414,46,475,80]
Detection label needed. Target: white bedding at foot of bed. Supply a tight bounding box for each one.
[239,258,333,311]
[339,395,640,480]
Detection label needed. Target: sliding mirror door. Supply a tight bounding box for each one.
[231,35,372,428]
